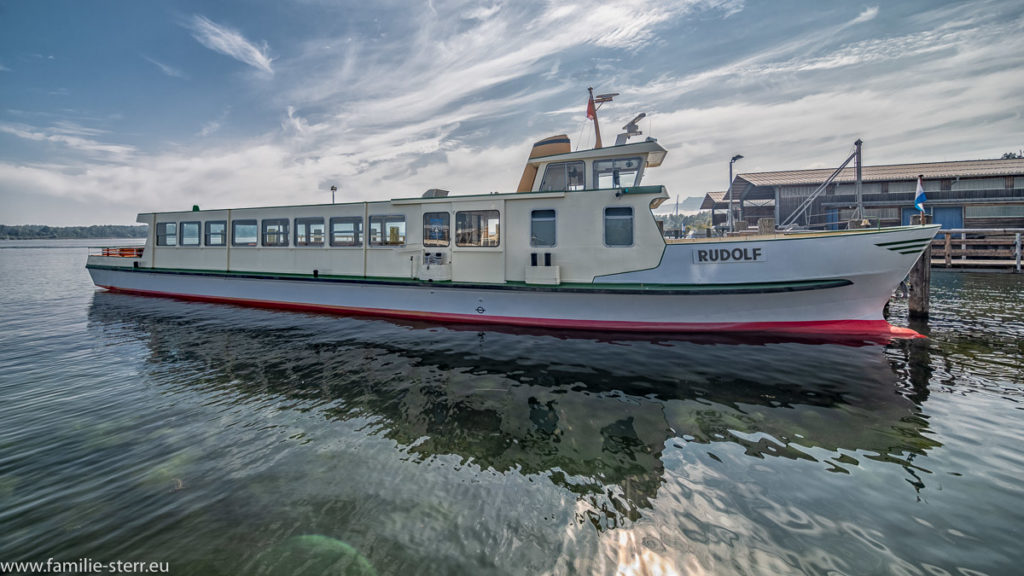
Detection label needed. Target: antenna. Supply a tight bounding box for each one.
[615,112,647,145]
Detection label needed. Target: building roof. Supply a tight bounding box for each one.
[737,158,1024,187]
[699,191,736,209]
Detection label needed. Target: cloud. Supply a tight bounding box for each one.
[198,108,232,137]
[851,6,879,25]
[0,122,135,161]
[187,15,274,74]
[143,55,187,79]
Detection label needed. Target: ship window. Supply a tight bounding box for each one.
[156,222,177,246]
[423,212,450,247]
[295,217,325,247]
[539,161,585,191]
[330,217,363,247]
[604,207,633,246]
[262,219,290,247]
[455,210,500,247]
[205,221,226,246]
[531,209,556,246]
[179,221,200,246]
[232,219,258,247]
[369,215,406,246]
[594,157,643,189]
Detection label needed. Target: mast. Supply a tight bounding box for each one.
[587,87,618,149]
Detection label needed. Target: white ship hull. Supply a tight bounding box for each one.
[88,225,937,339]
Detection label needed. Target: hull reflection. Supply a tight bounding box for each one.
[87,291,939,528]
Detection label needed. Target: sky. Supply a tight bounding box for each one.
[1,0,1023,225]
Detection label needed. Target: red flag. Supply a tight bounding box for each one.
[586,97,596,120]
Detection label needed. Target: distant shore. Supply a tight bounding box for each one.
[0,225,147,240]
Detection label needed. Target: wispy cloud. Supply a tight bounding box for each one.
[187,15,273,74]
[0,63,10,72]
[198,108,231,137]
[0,122,135,161]
[852,6,880,25]
[143,55,187,79]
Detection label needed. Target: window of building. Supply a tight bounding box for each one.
[530,209,556,246]
[423,212,450,247]
[369,215,406,246]
[295,217,325,247]
[965,205,1024,218]
[205,221,227,246]
[262,219,289,247]
[330,217,363,247]
[180,221,200,246]
[539,161,585,191]
[156,222,177,246]
[232,219,258,246]
[604,207,633,246]
[455,210,500,247]
[594,157,643,189]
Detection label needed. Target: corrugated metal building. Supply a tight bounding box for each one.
[703,158,1024,230]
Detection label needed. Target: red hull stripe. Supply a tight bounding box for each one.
[98,285,924,339]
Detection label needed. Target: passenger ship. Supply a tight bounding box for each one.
[87,104,939,339]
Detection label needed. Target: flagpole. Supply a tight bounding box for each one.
[587,87,602,149]
[915,174,927,226]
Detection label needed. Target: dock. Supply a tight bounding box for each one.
[929,228,1023,272]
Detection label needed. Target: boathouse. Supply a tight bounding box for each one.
[704,157,1024,231]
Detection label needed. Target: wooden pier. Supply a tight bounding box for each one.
[929,228,1023,273]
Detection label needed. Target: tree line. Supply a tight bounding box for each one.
[0,224,148,240]
[657,211,712,233]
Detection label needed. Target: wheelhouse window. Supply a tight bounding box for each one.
[369,215,406,246]
[455,210,500,247]
[156,222,177,246]
[295,217,325,247]
[205,221,226,246]
[330,217,363,247]
[530,209,556,246]
[232,219,258,247]
[262,219,289,247]
[539,161,585,191]
[594,157,643,189]
[423,212,450,247]
[180,221,200,246]
[604,207,633,246]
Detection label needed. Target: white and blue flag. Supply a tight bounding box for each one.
[914,175,927,213]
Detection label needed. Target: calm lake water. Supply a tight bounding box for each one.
[1,240,1022,575]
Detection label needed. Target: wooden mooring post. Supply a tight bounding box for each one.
[908,214,931,318]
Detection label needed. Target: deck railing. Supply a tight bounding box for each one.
[930,228,1023,272]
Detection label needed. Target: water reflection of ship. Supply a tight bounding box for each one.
[88,292,939,528]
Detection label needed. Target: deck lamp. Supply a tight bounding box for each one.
[331,185,337,204]
[728,154,744,232]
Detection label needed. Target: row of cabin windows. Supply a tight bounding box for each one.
[538,158,643,191]
[155,217,400,248]
[154,208,634,248]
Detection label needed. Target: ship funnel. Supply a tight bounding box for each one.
[516,134,571,193]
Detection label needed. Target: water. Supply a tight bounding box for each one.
[1,240,1022,575]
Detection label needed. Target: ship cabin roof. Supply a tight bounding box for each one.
[516,136,668,194]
